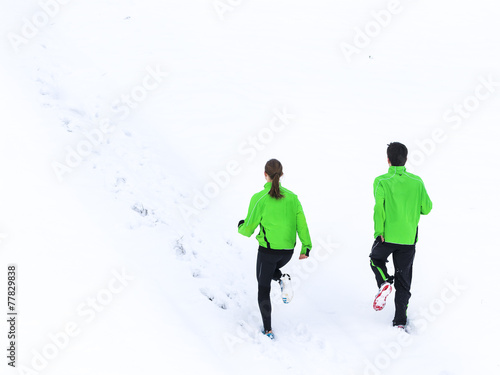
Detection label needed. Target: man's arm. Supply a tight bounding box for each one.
[421,184,433,215]
[373,180,386,239]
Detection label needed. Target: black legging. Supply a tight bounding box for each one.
[256,248,293,332]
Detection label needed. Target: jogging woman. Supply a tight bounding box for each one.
[238,159,312,339]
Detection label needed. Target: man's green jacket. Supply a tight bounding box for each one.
[374,166,432,245]
[238,182,312,255]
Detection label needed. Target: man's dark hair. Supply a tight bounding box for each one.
[387,142,408,166]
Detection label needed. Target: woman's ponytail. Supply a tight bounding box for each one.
[265,159,284,199]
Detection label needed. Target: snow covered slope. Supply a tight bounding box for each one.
[1,1,500,374]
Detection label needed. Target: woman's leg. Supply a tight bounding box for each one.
[256,251,284,332]
[256,252,275,332]
[272,253,293,281]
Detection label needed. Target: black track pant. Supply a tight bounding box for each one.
[256,248,293,332]
[369,238,416,326]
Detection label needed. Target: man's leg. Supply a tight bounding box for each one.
[392,245,416,326]
[369,238,394,287]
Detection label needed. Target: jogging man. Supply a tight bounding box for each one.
[370,142,433,329]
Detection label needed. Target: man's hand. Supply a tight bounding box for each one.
[299,254,308,260]
[381,236,385,242]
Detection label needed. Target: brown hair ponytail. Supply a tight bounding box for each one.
[265,159,284,199]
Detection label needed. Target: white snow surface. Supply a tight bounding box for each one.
[1,1,500,374]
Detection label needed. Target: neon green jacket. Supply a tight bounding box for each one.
[238,182,312,255]
[373,166,432,245]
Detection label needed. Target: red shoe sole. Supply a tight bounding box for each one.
[373,284,392,311]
